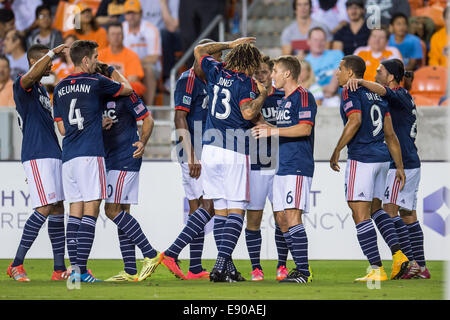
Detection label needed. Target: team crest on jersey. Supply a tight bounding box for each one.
[250,91,256,100]
[107,101,116,109]
[183,95,192,105]
[284,101,291,109]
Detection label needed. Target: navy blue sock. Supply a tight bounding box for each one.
[118,228,137,275]
[356,219,382,267]
[66,216,81,267]
[283,231,294,255]
[213,215,227,250]
[275,224,288,268]
[371,209,400,255]
[189,229,205,274]
[407,221,426,267]
[12,211,47,267]
[215,213,244,271]
[245,229,262,270]
[76,215,97,274]
[288,224,310,276]
[166,208,211,259]
[48,214,66,271]
[113,211,156,259]
[392,216,414,261]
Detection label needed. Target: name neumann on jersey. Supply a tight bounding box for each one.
[57,84,92,98]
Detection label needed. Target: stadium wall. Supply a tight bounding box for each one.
[0,161,448,261]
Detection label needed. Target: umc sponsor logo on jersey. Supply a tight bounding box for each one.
[423,187,450,237]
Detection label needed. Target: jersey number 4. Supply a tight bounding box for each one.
[211,85,231,120]
[69,98,84,130]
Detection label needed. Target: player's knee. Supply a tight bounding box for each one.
[35,204,53,216]
[200,199,214,216]
[50,201,65,215]
[104,203,122,220]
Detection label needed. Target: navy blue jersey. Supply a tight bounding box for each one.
[102,92,149,172]
[276,86,317,177]
[53,72,123,163]
[200,55,256,154]
[13,75,61,162]
[384,86,420,169]
[174,68,208,160]
[251,87,284,170]
[340,87,391,163]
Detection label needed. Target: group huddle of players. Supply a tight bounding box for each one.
[6,36,429,285]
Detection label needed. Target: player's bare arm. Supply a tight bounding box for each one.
[174,110,201,179]
[383,115,406,191]
[56,120,65,136]
[346,78,387,97]
[21,44,67,89]
[133,113,154,159]
[252,122,312,139]
[330,112,362,172]
[241,80,268,120]
[96,61,133,96]
[193,37,256,62]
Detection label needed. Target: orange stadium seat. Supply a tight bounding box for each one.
[428,0,448,9]
[414,6,445,29]
[410,65,448,106]
[409,0,424,16]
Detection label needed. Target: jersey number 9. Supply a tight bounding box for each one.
[370,104,382,137]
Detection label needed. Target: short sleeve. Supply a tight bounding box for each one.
[53,96,62,122]
[297,90,317,126]
[200,55,223,83]
[238,78,257,107]
[126,92,149,121]
[15,75,32,93]
[98,74,124,98]
[341,87,362,117]
[174,76,193,113]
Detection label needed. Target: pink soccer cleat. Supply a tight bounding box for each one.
[186,270,210,280]
[161,252,187,280]
[251,268,264,281]
[276,265,289,281]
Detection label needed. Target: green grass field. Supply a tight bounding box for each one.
[0,259,444,300]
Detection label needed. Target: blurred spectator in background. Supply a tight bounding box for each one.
[388,13,423,70]
[428,6,449,67]
[26,5,63,49]
[10,0,42,32]
[96,0,126,26]
[0,8,15,55]
[299,59,324,105]
[0,55,15,106]
[64,2,108,50]
[311,0,349,34]
[52,34,77,82]
[305,27,342,102]
[179,0,225,69]
[99,23,146,97]
[141,0,180,87]
[332,0,370,56]
[409,16,435,50]
[4,29,28,80]
[364,0,410,27]
[354,28,402,81]
[281,0,331,56]
[123,0,161,105]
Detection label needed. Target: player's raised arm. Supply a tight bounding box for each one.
[96,61,133,96]
[193,37,256,63]
[383,115,406,191]
[21,44,67,89]
[346,78,387,97]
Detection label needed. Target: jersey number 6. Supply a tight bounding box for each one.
[69,98,84,130]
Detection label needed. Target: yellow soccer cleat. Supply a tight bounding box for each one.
[137,252,162,282]
[354,266,388,282]
[391,250,409,280]
[105,270,138,282]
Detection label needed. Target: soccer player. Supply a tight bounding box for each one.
[191,38,267,283]
[53,40,133,282]
[245,55,287,281]
[99,86,161,282]
[166,39,221,280]
[345,59,429,279]
[7,43,69,282]
[330,55,408,282]
[252,55,317,284]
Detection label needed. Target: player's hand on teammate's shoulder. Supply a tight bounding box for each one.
[345,78,362,92]
[330,149,341,172]
[102,117,113,130]
[132,141,145,158]
[230,37,256,48]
